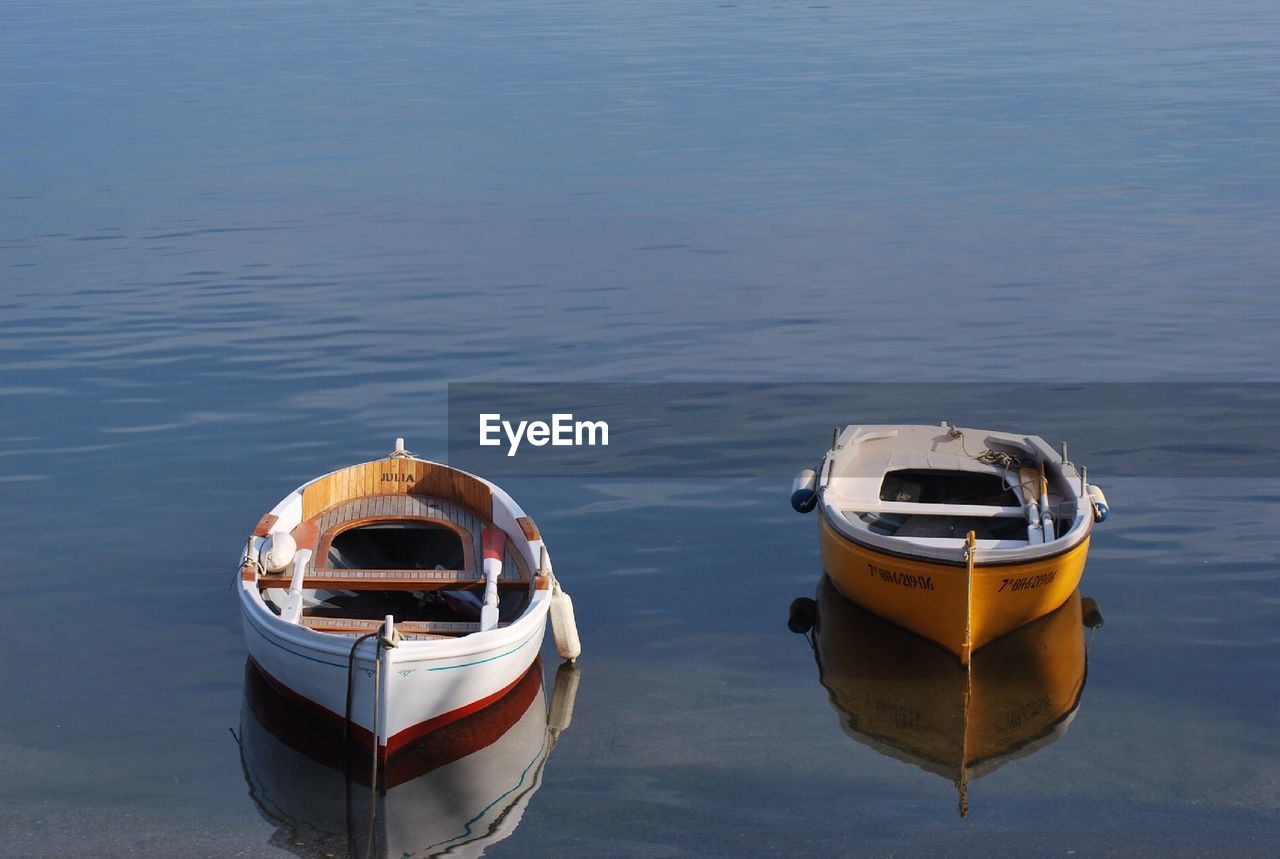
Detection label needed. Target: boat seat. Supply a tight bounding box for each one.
[841,501,1026,518]
[297,617,503,637]
[885,536,1033,550]
[256,568,533,592]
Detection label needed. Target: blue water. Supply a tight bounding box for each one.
[2,1,1278,855]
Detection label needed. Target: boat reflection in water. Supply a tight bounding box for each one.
[237,656,578,858]
[789,578,1102,816]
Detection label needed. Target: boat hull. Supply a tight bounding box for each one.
[818,512,1088,661]
[240,593,549,761]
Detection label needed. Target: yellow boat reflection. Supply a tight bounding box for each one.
[792,578,1100,815]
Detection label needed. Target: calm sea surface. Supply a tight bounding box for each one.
[2,1,1278,855]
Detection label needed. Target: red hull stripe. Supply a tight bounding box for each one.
[384,669,529,756]
[381,660,544,788]
[248,656,534,763]
[249,657,376,746]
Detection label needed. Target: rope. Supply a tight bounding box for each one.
[958,529,976,818]
[976,449,1024,470]
[234,539,264,590]
[372,637,383,777]
[342,631,382,859]
[949,426,1025,471]
[367,637,382,859]
[957,663,971,820]
[343,632,379,747]
[962,530,976,665]
[951,427,1071,536]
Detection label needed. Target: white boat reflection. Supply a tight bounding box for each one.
[238,657,579,857]
[790,577,1101,815]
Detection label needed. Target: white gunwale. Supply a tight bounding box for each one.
[819,424,1094,564]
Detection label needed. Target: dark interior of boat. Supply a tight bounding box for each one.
[326,523,465,571]
[303,588,529,625]
[878,469,1018,507]
[300,523,529,626]
[859,512,1030,540]
[863,469,1066,540]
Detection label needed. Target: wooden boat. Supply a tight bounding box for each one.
[789,577,1100,816]
[239,656,580,857]
[791,423,1108,663]
[237,439,580,764]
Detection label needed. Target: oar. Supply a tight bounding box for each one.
[1039,460,1055,541]
[1018,466,1043,544]
[480,525,505,631]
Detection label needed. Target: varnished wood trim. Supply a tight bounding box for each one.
[301,459,493,521]
[498,537,533,581]
[516,516,540,542]
[535,574,551,590]
[300,625,451,639]
[291,521,319,552]
[313,514,476,574]
[298,617,494,636]
[252,514,278,538]
[257,568,532,591]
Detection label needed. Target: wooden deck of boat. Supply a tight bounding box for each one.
[245,458,547,640]
[247,454,544,603]
[297,616,503,638]
[256,491,534,592]
[307,493,501,573]
[299,457,493,522]
[256,568,533,591]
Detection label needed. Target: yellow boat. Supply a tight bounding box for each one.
[791,423,1109,663]
[789,578,1101,816]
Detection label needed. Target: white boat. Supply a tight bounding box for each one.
[237,439,580,763]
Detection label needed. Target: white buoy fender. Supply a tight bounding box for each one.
[547,661,580,736]
[259,531,297,573]
[1087,484,1109,522]
[791,468,818,513]
[549,581,581,662]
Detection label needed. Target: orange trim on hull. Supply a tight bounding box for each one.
[818,514,1089,661]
